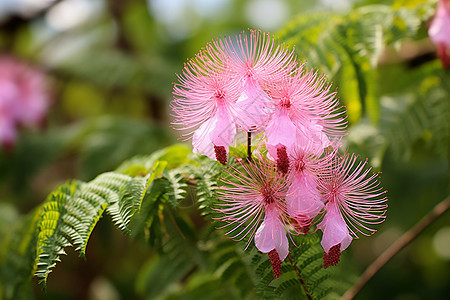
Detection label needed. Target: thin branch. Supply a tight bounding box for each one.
[288,254,312,300]
[342,195,450,300]
[108,0,134,53]
[247,132,252,162]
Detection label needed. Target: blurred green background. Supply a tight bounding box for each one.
[0,0,448,299]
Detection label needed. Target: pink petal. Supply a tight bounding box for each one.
[192,117,216,159]
[192,105,236,160]
[210,104,236,147]
[286,172,323,219]
[235,78,273,131]
[265,109,297,159]
[295,121,330,156]
[255,206,289,261]
[317,202,352,253]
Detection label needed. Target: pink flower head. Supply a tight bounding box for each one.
[285,144,336,233]
[0,56,49,149]
[215,158,292,267]
[265,66,346,171]
[172,57,241,164]
[317,154,388,267]
[208,30,298,132]
[429,0,450,68]
[171,30,300,164]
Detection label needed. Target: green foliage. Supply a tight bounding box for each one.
[379,64,449,159]
[56,49,176,99]
[278,1,435,124]
[30,145,191,287]
[279,0,448,166]
[1,1,449,299]
[0,206,39,299]
[0,143,337,299]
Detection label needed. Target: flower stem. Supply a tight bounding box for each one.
[288,254,312,300]
[342,195,450,300]
[247,131,252,162]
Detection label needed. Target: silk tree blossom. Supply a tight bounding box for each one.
[215,158,292,277]
[207,30,298,132]
[172,60,242,164]
[429,0,450,69]
[317,154,388,268]
[172,30,388,273]
[286,144,336,234]
[0,56,49,149]
[265,68,346,172]
[172,30,299,164]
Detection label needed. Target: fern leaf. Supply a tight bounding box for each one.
[165,168,187,207]
[0,207,40,299]
[104,174,147,233]
[32,145,195,286]
[128,178,169,245]
[34,183,78,285]
[34,173,140,284]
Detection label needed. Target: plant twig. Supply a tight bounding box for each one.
[342,196,450,300]
[247,132,252,162]
[288,254,312,300]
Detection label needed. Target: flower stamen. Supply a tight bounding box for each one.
[268,249,282,278]
[323,243,341,268]
[214,145,227,165]
[276,146,289,174]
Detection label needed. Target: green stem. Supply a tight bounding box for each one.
[288,254,312,300]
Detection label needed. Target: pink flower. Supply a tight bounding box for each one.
[215,158,292,276]
[265,107,297,165]
[0,56,49,149]
[317,154,388,268]
[285,145,335,233]
[317,202,352,268]
[172,64,241,164]
[171,30,299,164]
[265,67,346,171]
[172,30,388,272]
[429,0,450,69]
[209,30,298,132]
[255,204,289,266]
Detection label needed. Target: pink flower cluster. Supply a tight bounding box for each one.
[172,31,345,164]
[429,0,450,69]
[0,56,49,150]
[171,30,387,274]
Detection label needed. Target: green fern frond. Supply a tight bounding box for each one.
[128,177,169,245]
[0,208,40,299]
[250,233,334,300]
[116,143,192,174]
[34,182,78,285]
[278,3,434,124]
[210,239,259,299]
[34,172,152,284]
[105,171,154,233]
[32,145,195,286]
[165,168,188,208]
[186,156,222,211]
